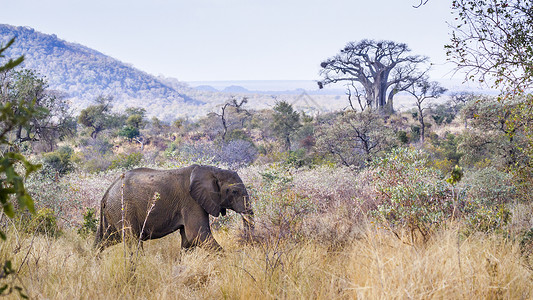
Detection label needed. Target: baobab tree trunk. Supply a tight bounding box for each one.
[373,71,392,113]
[386,88,397,114]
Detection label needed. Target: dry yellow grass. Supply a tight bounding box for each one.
[0,225,531,299]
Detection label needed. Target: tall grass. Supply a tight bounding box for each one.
[1,224,530,299]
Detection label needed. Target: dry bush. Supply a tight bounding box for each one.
[238,164,379,247]
[291,165,358,210]
[26,169,121,228]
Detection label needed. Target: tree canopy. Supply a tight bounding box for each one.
[77,95,114,138]
[0,69,73,149]
[273,101,301,151]
[445,0,533,183]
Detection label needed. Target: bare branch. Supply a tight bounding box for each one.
[413,0,429,9]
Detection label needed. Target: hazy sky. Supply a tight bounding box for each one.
[0,0,455,82]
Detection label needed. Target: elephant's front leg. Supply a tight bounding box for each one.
[179,228,193,249]
[182,212,222,251]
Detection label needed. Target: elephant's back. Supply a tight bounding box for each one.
[103,169,172,215]
[126,166,195,178]
[123,168,191,212]
[104,166,194,211]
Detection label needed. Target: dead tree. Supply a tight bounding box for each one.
[216,96,250,142]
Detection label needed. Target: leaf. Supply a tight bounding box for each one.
[2,203,14,219]
[19,194,35,214]
[0,284,8,294]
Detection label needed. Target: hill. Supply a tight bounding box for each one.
[0,24,207,120]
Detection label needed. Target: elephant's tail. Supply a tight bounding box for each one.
[94,190,109,249]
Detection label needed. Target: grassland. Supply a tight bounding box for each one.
[1,222,531,299]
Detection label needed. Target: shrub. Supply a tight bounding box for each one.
[252,182,315,241]
[284,149,312,168]
[426,133,463,173]
[170,140,257,169]
[315,111,397,168]
[520,227,533,264]
[171,142,217,165]
[218,140,258,169]
[410,125,420,142]
[80,156,113,173]
[463,204,511,235]
[118,125,140,140]
[431,103,456,125]
[26,208,61,237]
[78,137,113,154]
[77,207,98,237]
[41,146,74,175]
[26,172,80,221]
[165,141,180,154]
[74,137,114,172]
[291,165,359,211]
[109,152,143,170]
[460,167,516,206]
[397,130,409,144]
[457,167,516,235]
[369,147,453,243]
[226,129,252,143]
[240,164,315,241]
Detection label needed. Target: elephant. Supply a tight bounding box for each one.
[94,164,254,251]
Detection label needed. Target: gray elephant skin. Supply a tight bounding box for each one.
[94,164,254,250]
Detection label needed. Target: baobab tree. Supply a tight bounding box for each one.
[318,39,428,113]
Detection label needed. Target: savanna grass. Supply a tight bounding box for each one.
[0,223,530,299]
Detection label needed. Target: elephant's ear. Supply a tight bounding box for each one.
[189,166,222,217]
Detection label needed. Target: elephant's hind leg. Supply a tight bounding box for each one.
[99,223,121,249]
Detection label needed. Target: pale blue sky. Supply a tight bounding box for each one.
[0,0,455,82]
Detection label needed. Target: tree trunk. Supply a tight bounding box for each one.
[285,135,291,151]
[378,80,388,109]
[419,115,425,143]
[386,87,397,114]
[16,125,22,142]
[374,69,391,111]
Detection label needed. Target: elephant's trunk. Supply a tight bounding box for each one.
[241,211,254,238]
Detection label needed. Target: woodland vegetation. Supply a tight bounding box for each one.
[0,0,532,298]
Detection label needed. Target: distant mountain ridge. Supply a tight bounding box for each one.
[0,24,201,115]
[190,81,347,96]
